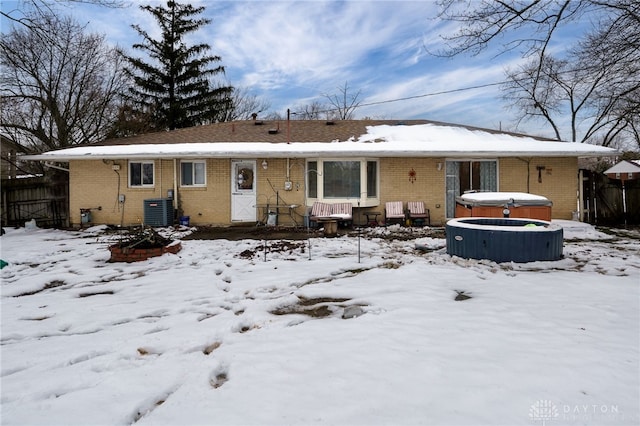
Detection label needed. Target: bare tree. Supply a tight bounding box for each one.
[1,0,126,29]
[436,0,640,147]
[0,10,129,152]
[262,111,284,121]
[292,100,327,120]
[220,87,272,121]
[578,1,640,146]
[435,1,592,62]
[503,55,630,144]
[323,81,362,120]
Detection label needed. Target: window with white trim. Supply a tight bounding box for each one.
[445,159,498,217]
[129,161,154,187]
[180,160,206,186]
[307,159,379,206]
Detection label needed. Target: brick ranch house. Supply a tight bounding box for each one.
[22,119,617,228]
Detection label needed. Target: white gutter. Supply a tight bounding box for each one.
[43,162,70,172]
[20,142,618,161]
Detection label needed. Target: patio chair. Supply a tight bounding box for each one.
[407,201,430,226]
[331,202,353,228]
[385,201,405,225]
[309,201,333,228]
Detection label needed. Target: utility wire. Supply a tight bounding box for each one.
[294,65,590,116]
[357,81,505,109]
[292,80,506,116]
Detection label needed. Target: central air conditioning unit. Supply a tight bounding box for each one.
[143,198,173,227]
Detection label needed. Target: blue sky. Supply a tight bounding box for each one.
[2,1,586,139]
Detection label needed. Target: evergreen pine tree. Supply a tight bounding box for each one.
[124,1,232,131]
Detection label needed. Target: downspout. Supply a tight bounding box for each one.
[173,159,178,213]
[516,157,531,192]
[578,169,584,221]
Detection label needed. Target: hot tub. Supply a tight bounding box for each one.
[446,217,563,263]
[455,192,552,221]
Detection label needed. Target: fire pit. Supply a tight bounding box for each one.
[108,227,182,262]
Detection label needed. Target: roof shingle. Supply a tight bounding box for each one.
[97,119,556,146]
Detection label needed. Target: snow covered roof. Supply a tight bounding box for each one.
[604,160,640,174]
[21,121,618,161]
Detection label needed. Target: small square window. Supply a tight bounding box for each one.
[130,161,154,187]
[181,161,206,186]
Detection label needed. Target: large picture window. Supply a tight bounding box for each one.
[181,161,206,186]
[307,159,379,206]
[323,161,360,198]
[129,161,154,187]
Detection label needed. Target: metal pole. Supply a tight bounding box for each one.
[622,180,627,228]
[308,223,311,260]
[357,200,361,263]
[593,177,598,225]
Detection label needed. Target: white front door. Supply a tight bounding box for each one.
[231,160,257,222]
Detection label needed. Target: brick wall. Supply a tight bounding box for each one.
[254,159,306,226]
[69,156,578,227]
[498,157,578,219]
[71,160,170,226]
[378,157,445,224]
[177,159,229,224]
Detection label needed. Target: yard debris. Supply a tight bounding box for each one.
[112,226,174,250]
[108,226,181,262]
[454,290,472,301]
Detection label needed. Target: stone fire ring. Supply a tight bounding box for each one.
[108,241,182,263]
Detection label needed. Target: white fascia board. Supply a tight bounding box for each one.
[20,141,619,161]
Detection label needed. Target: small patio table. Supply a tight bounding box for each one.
[363,211,381,227]
[316,217,338,236]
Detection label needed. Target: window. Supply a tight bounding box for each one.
[323,161,360,198]
[445,160,498,217]
[129,161,154,187]
[366,161,377,198]
[457,161,497,193]
[308,161,318,198]
[307,159,379,206]
[181,161,206,186]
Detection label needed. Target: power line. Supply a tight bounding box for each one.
[292,80,506,117]
[294,63,595,116]
[357,81,505,109]
[354,61,606,111]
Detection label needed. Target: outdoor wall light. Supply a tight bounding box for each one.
[262,160,268,170]
[437,162,443,171]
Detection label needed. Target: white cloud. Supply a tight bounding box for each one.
[211,2,436,90]
[10,0,583,138]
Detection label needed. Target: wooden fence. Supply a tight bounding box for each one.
[1,176,69,228]
[582,170,640,226]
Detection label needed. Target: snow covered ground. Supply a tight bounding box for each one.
[1,221,638,426]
